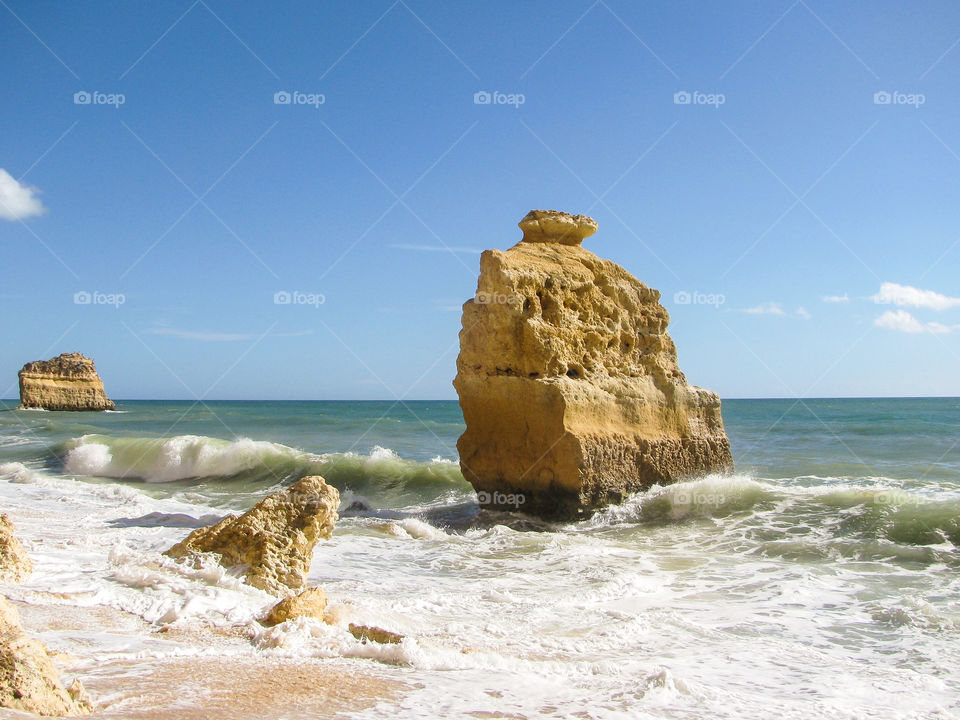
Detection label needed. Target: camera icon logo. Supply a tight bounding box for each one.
[473,91,492,105]
[74,91,91,105]
[273,290,292,305]
[673,290,691,305]
[874,91,891,105]
[674,91,691,105]
[476,490,491,504]
[274,91,291,105]
[73,291,91,305]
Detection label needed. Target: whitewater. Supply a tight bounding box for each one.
[0,398,957,719]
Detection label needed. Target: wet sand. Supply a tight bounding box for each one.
[7,594,408,720]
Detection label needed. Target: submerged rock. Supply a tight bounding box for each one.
[453,210,733,520]
[18,353,114,411]
[262,587,327,626]
[165,476,339,597]
[0,515,32,583]
[348,624,403,645]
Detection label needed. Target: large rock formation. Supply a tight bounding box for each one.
[0,516,90,716]
[18,354,114,411]
[165,476,339,597]
[453,210,733,520]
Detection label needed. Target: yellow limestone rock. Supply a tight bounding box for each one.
[18,353,114,411]
[0,515,32,584]
[348,624,403,644]
[0,596,92,716]
[165,476,339,597]
[262,587,327,626]
[453,210,733,519]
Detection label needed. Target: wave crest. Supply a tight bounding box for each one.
[58,434,470,506]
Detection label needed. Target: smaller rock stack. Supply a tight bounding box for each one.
[18,353,114,411]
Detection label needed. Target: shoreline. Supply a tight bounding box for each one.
[7,589,409,719]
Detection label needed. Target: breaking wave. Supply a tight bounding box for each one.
[58,434,470,504]
[585,473,960,549]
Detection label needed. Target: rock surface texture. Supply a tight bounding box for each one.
[0,597,91,716]
[262,587,327,626]
[18,353,114,411]
[165,476,339,597]
[0,515,32,584]
[453,210,733,519]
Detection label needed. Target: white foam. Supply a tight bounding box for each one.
[368,445,400,461]
[0,452,956,719]
[64,441,112,475]
[0,461,40,483]
[373,518,450,541]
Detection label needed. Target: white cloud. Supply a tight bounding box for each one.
[871,282,960,311]
[0,169,45,220]
[144,328,314,342]
[796,306,812,320]
[823,293,849,303]
[874,309,953,334]
[743,302,785,316]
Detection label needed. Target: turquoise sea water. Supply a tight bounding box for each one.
[5,396,959,479]
[0,397,957,719]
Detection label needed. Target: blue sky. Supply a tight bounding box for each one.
[2,0,960,400]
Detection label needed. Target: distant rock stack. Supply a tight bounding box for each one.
[453,210,733,520]
[18,353,114,411]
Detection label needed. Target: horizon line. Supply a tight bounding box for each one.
[2,395,959,403]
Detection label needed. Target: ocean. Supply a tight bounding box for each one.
[0,398,957,719]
